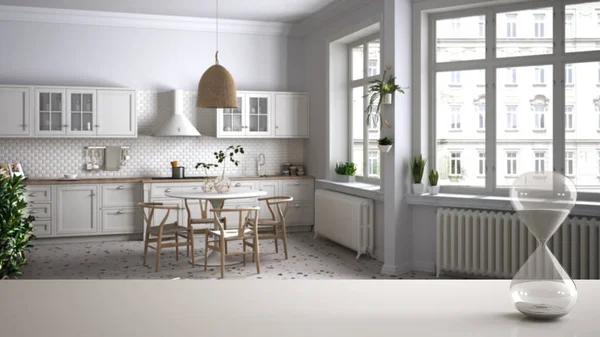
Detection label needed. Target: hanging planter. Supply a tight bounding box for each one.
[378,137,393,153]
[383,93,393,105]
[364,65,407,129]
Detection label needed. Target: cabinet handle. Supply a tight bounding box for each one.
[117,185,125,190]
[235,183,241,187]
[62,124,68,128]
[29,193,37,197]
[30,210,38,214]
[294,204,300,208]
[91,191,95,197]
[192,187,198,190]
[165,188,172,193]
[117,210,125,215]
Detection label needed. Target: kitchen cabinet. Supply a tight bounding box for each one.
[67,89,96,136]
[274,93,309,138]
[56,185,98,235]
[217,95,246,137]
[0,87,30,136]
[96,90,137,137]
[217,92,273,137]
[34,88,66,136]
[258,180,279,219]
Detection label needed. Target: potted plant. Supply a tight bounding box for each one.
[378,137,393,153]
[334,162,357,183]
[364,65,406,129]
[195,162,218,192]
[411,155,426,194]
[428,169,440,195]
[1,175,35,279]
[212,145,244,193]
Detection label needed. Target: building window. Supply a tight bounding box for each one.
[478,152,486,176]
[450,106,461,130]
[566,151,575,176]
[534,67,546,84]
[368,151,379,177]
[506,151,518,176]
[534,14,545,37]
[478,16,485,37]
[450,152,462,176]
[506,106,517,129]
[506,67,517,84]
[367,60,378,77]
[566,105,574,130]
[566,64,574,84]
[534,106,545,129]
[506,14,517,37]
[450,71,461,85]
[566,13,574,37]
[477,105,485,129]
[451,19,461,36]
[534,151,546,173]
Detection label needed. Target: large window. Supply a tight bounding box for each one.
[350,35,380,181]
[432,1,600,198]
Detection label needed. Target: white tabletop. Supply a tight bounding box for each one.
[165,190,267,200]
[2,280,599,337]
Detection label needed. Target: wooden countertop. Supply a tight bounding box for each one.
[23,175,314,185]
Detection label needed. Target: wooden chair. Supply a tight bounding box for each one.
[205,206,260,278]
[182,199,228,265]
[139,202,191,272]
[248,197,293,259]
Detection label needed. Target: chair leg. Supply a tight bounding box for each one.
[243,240,247,266]
[220,236,226,278]
[175,234,179,261]
[274,226,279,253]
[281,225,289,260]
[186,227,191,257]
[189,230,195,268]
[204,232,209,272]
[143,233,150,266]
[155,235,162,272]
[254,236,260,274]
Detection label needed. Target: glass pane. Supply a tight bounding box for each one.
[565,62,600,192]
[249,97,258,115]
[234,97,242,114]
[496,7,553,58]
[258,97,267,114]
[71,113,81,131]
[71,94,81,112]
[566,2,600,53]
[40,112,50,130]
[223,115,232,132]
[249,115,258,132]
[51,93,62,111]
[259,115,268,132]
[367,40,380,77]
[496,65,553,188]
[352,86,364,177]
[436,15,486,63]
[82,94,93,112]
[82,113,93,131]
[368,151,380,178]
[50,113,62,131]
[435,70,486,187]
[232,115,242,131]
[351,45,364,80]
[40,93,50,111]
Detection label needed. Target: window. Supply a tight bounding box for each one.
[349,34,381,181]
[451,19,461,35]
[450,106,461,130]
[450,152,462,176]
[566,3,600,53]
[436,15,486,62]
[477,105,485,129]
[478,16,485,37]
[506,14,517,38]
[534,151,546,173]
[566,64,574,84]
[506,151,518,176]
[506,106,517,129]
[565,13,574,37]
[478,152,486,176]
[534,14,545,37]
[534,67,546,84]
[534,106,545,129]
[506,68,517,84]
[565,106,574,130]
[450,71,461,85]
[566,151,575,176]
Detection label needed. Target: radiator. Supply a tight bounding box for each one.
[314,189,374,259]
[436,208,600,279]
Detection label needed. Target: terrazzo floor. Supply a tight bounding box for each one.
[21,233,438,280]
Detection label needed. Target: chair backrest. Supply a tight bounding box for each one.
[211,206,260,239]
[259,196,293,223]
[138,202,179,234]
[184,199,210,220]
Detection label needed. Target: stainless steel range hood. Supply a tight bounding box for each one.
[154,90,201,137]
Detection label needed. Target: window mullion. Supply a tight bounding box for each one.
[486,9,497,194]
[553,3,565,176]
[363,41,369,178]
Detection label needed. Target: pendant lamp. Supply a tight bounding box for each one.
[196,0,237,108]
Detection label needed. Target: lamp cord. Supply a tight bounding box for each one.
[215,0,219,64]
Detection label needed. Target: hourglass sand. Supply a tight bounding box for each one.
[509,172,578,319]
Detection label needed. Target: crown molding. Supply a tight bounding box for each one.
[290,0,375,36]
[0,5,292,36]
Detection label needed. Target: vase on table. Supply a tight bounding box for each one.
[214,176,231,193]
[201,180,215,192]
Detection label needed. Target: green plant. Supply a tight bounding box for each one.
[195,162,218,176]
[378,137,393,146]
[364,65,406,128]
[428,169,439,186]
[335,162,357,176]
[213,145,244,178]
[0,175,35,279]
[411,155,426,184]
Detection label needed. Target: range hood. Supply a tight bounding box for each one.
[154,90,201,136]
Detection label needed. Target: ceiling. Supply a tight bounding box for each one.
[0,0,339,23]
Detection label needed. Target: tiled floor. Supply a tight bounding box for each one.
[21,233,437,280]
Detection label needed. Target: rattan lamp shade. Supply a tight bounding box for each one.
[196,63,238,108]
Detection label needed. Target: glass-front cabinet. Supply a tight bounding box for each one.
[217,92,273,137]
[219,95,245,137]
[246,93,272,136]
[67,89,96,135]
[35,88,66,136]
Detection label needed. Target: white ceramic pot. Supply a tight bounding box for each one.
[429,185,440,195]
[336,174,356,183]
[412,183,425,195]
[378,144,393,153]
[383,93,393,104]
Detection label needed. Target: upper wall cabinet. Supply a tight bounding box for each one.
[197,91,309,139]
[0,85,137,138]
[0,87,30,137]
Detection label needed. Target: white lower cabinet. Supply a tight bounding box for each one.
[56,185,98,235]
[32,220,52,237]
[100,208,140,234]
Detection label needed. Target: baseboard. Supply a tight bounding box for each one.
[32,234,143,245]
[380,262,412,276]
[412,261,435,273]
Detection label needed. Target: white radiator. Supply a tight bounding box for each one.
[436,208,600,279]
[314,189,374,259]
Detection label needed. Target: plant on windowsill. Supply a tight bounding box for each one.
[194,162,218,192]
[364,65,407,129]
[411,154,426,194]
[378,137,393,153]
[334,162,357,183]
[211,145,244,193]
[428,169,440,196]
[0,175,36,279]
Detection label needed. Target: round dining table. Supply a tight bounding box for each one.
[165,189,267,267]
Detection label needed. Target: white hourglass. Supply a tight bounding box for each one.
[509,171,578,319]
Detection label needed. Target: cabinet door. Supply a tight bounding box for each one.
[0,87,30,136]
[258,180,279,219]
[67,89,96,136]
[34,88,66,136]
[101,208,141,234]
[274,93,309,137]
[96,90,136,137]
[56,185,98,235]
[148,198,183,228]
[217,95,245,137]
[246,93,273,137]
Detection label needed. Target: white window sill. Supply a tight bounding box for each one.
[505,129,518,132]
[449,129,462,132]
[533,84,547,88]
[315,179,383,201]
[533,129,547,133]
[565,83,575,88]
[476,129,485,133]
[448,84,462,88]
[505,84,518,88]
[406,193,600,217]
[566,129,575,133]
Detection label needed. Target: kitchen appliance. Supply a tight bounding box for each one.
[154,90,201,137]
[172,167,185,179]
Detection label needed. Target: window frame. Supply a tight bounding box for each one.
[348,33,381,184]
[534,13,546,38]
[429,0,600,201]
[565,150,575,176]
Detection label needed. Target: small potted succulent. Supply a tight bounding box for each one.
[378,137,393,153]
[195,162,218,192]
[428,169,440,195]
[334,162,357,183]
[411,154,426,194]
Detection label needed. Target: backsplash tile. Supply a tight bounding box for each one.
[0,91,304,178]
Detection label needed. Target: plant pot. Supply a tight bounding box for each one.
[335,174,356,183]
[429,185,440,195]
[214,176,231,193]
[383,93,393,105]
[378,144,393,153]
[412,183,425,194]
